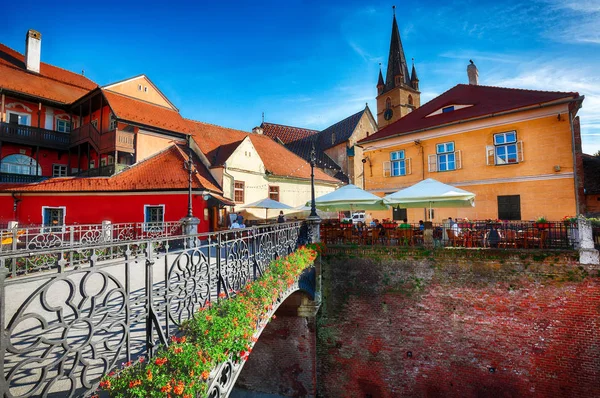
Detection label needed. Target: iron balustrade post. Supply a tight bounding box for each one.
[0,261,8,397]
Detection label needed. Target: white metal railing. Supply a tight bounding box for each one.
[0,221,183,253]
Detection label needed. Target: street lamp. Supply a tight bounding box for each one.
[310,143,318,218]
[184,136,195,218]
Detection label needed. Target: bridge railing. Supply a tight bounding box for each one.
[0,221,184,255]
[0,221,311,398]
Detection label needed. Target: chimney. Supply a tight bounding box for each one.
[467,60,478,85]
[25,29,42,73]
[252,126,264,135]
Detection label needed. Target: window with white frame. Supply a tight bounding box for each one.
[56,119,71,133]
[428,143,461,172]
[52,164,67,177]
[7,111,30,126]
[487,131,523,165]
[234,181,245,203]
[0,154,41,175]
[383,150,411,177]
[269,186,280,202]
[42,206,65,230]
[437,142,456,171]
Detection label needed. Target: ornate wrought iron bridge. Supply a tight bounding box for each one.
[0,221,318,397]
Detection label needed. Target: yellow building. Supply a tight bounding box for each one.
[359,80,586,222]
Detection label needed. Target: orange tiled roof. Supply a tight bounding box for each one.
[3,145,221,193]
[102,89,191,134]
[261,122,318,144]
[0,43,97,104]
[186,119,339,183]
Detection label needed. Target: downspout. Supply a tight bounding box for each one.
[569,105,582,215]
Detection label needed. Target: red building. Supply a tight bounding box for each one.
[0,30,231,230]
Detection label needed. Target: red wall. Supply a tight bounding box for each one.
[318,250,600,398]
[0,192,209,232]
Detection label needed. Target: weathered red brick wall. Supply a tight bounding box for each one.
[234,292,317,397]
[318,249,600,398]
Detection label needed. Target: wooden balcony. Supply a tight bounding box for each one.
[70,125,135,154]
[0,122,70,150]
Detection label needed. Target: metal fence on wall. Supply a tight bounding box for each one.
[0,221,308,398]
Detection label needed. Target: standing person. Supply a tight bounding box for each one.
[277,211,286,223]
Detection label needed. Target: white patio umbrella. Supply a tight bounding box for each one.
[243,197,294,221]
[307,184,388,212]
[383,178,475,219]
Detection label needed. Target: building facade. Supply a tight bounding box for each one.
[359,81,585,222]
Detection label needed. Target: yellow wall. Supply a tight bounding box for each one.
[104,76,175,110]
[136,130,184,161]
[364,105,577,221]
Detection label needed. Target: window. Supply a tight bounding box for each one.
[390,150,406,176]
[91,119,98,129]
[428,143,461,172]
[385,97,392,110]
[393,206,407,221]
[442,106,455,113]
[89,160,95,169]
[144,86,148,92]
[56,119,71,133]
[269,186,280,201]
[383,150,411,177]
[489,131,523,165]
[7,111,30,126]
[0,154,41,175]
[52,164,67,177]
[144,205,165,230]
[234,181,245,203]
[498,195,521,220]
[100,158,107,167]
[42,207,65,231]
[109,113,117,130]
[138,84,142,91]
[408,95,414,106]
[437,142,456,172]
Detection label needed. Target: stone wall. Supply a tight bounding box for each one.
[234,292,317,397]
[318,248,599,397]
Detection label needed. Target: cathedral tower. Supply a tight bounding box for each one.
[376,7,420,127]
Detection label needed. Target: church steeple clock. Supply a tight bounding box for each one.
[376,6,421,127]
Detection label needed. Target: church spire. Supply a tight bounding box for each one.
[384,6,411,93]
[377,63,385,94]
[410,58,419,90]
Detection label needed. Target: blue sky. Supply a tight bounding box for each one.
[3,0,600,154]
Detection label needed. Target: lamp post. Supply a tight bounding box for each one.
[310,143,318,218]
[180,136,200,239]
[185,136,194,218]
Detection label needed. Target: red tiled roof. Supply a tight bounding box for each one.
[261,122,318,144]
[0,43,97,104]
[186,120,339,183]
[3,145,221,193]
[359,84,580,144]
[102,89,191,134]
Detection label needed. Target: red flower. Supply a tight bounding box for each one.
[147,369,153,381]
[99,380,111,390]
[173,346,183,354]
[129,380,142,388]
[173,382,184,395]
[155,357,168,366]
[201,370,210,380]
[161,383,172,393]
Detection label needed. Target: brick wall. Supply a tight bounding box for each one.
[234,292,317,397]
[318,248,600,397]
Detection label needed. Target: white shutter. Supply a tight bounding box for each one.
[455,150,462,170]
[383,161,391,177]
[428,154,437,172]
[517,140,524,162]
[406,158,412,175]
[486,145,495,165]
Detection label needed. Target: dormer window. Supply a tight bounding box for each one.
[442,106,455,113]
[331,133,336,145]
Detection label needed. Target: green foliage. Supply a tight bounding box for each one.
[98,247,317,398]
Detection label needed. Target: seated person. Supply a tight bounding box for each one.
[399,219,411,229]
[376,220,386,237]
[418,220,425,231]
[231,220,241,229]
[355,221,364,234]
[369,219,377,228]
[451,220,461,235]
[487,226,501,248]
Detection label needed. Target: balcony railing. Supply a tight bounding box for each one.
[70,124,135,153]
[72,163,129,177]
[0,122,70,150]
[0,173,46,183]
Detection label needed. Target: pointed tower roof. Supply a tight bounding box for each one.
[411,61,419,82]
[377,67,384,87]
[384,11,411,93]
